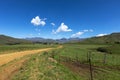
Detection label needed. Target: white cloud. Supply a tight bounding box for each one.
[71,29,93,38]
[51,23,55,26]
[71,32,84,38]
[96,33,107,37]
[53,23,72,34]
[31,16,46,26]
[83,29,93,32]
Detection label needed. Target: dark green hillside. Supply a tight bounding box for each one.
[0,35,31,45]
[81,33,120,44]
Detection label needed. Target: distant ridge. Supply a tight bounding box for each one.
[1,32,119,45]
[81,32,120,44]
[0,35,31,45]
[25,37,84,43]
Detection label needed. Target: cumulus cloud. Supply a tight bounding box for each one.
[31,16,46,26]
[96,33,107,37]
[51,23,55,26]
[71,29,93,38]
[53,23,72,34]
[71,32,84,38]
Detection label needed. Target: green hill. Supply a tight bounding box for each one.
[81,32,120,44]
[0,35,31,45]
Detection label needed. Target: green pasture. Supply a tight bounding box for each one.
[0,44,57,54]
[12,53,82,80]
[50,44,120,80]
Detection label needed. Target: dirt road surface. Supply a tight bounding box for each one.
[0,48,53,66]
[0,46,62,80]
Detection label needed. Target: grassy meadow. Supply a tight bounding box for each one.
[12,52,82,80]
[49,44,120,80]
[0,43,120,80]
[0,44,57,54]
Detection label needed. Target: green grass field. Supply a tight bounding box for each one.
[50,44,120,80]
[0,43,120,80]
[12,52,82,80]
[0,44,57,54]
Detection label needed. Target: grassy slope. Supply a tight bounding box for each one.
[0,35,31,45]
[81,33,120,44]
[51,44,120,80]
[12,52,82,80]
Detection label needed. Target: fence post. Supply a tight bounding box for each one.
[88,51,93,80]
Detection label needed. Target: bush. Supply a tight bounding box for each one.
[97,47,108,53]
[114,41,120,44]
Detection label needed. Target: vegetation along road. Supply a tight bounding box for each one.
[0,45,62,80]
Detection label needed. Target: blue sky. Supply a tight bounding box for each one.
[0,0,120,39]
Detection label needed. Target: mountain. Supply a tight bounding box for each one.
[25,37,84,43]
[1,32,119,45]
[0,35,31,45]
[25,37,45,42]
[81,32,120,44]
[25,37,56,44]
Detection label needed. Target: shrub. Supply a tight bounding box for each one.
[114,41,120,44]
[97,47,108,53]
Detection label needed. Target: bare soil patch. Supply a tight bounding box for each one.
[61,61,90,77]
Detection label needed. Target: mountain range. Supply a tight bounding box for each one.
[25,37,84,43]
[0,32,120,45]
